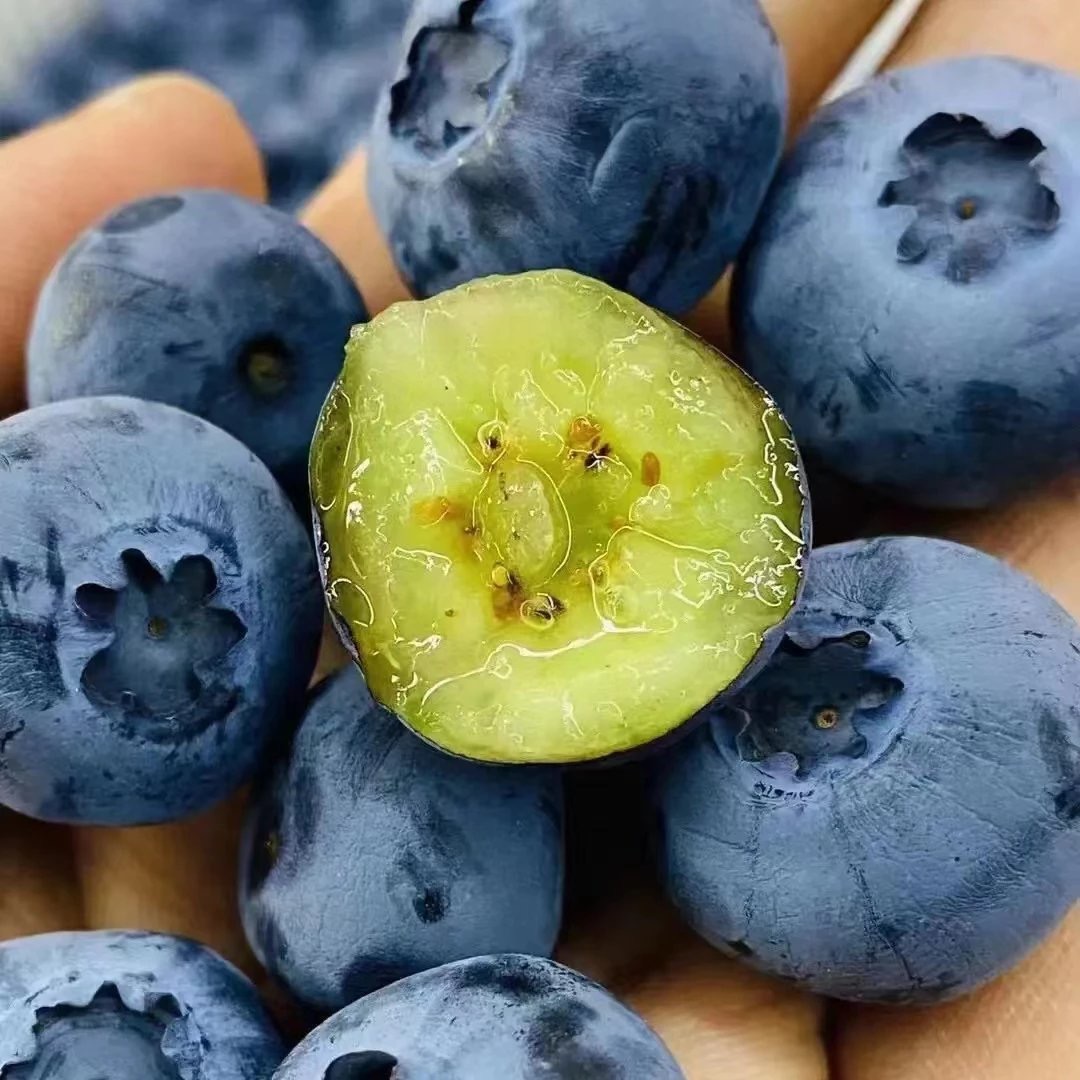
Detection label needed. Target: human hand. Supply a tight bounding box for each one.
[1,1,1079,1076]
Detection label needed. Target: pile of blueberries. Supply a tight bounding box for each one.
[2,0,1080,1076]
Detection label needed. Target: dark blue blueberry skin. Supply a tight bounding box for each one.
[27,190,366,507]
[273,953,683,1078]
[367,0,786,314]
[653,536,1080,1003]
[734,56,1080,508]
[0,396,323,825]
[240,664,565,1011]
[0,0,411,207]
[0,930,283,1079]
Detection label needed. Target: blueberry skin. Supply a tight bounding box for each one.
[0,0,412,208]
[27,190,366,506]
[273,953,683,1078]
[0,396,323,825]
[734,56,1080,508]
[368,0,786,313]
[240,665,565,1011]
[653,536,1080,1003]
[0,930,283,1079]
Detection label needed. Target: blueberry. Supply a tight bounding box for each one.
[0,396,323,825]
[653,536,1080,1003]
[367,0,786,313]
[272,953,684,1078]
[27,190,366,506]
[734,56,1080,508]
[240,664,565,1011]
[0,0,412,207]
[311,270,807,765]
[0,930,283,1078]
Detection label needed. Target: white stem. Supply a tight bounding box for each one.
[822,0,929,104]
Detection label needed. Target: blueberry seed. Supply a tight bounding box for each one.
[642,451,661,486]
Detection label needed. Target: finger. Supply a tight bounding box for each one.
[71,789,313,1041]
[560,886,828,1080]
[888,0,1080,72]
[556,768,827,1080]
[299,148,409,317]
[838,905,1080,1080]
[871,473,1080,616]
[74,791,254,974]
[0,73,266,416]
[624,941,828,1080]
[766,0,896,131]
[836,2,1080,1076]
[0,809,83,937]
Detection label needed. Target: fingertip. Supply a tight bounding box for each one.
[0,73,266,415]
[40,72,267,201]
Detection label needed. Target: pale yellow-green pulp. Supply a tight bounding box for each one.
[312,271,805,763]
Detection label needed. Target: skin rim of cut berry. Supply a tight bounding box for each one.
[310,270,809,765]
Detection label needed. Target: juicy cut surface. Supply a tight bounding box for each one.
[312,271,805,762]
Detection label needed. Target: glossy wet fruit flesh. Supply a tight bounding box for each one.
[311,270,806,762]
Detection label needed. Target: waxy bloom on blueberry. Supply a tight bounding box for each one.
[653,537,1080,1003]
[27,190,366,507]
[273,954,683,1079]
[368,0,787,313]
[0,931,283,1079]
[0,397,323,825]
[735,56,1080,507]
[241,665,564,1011]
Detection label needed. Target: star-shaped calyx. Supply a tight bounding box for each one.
[388,0,511,160]
[76,549,245,731]
[878,112,1059,283]
[727,628,906,785]
[4,983,184,1080]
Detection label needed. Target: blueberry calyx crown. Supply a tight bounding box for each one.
[324,1052,399,1080]
[879,112,1059,283]
[241,336,292,398]
[718,619,911,796]
[389,0,512,161]
[1,983,187,1079]
[75,549,245,735]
